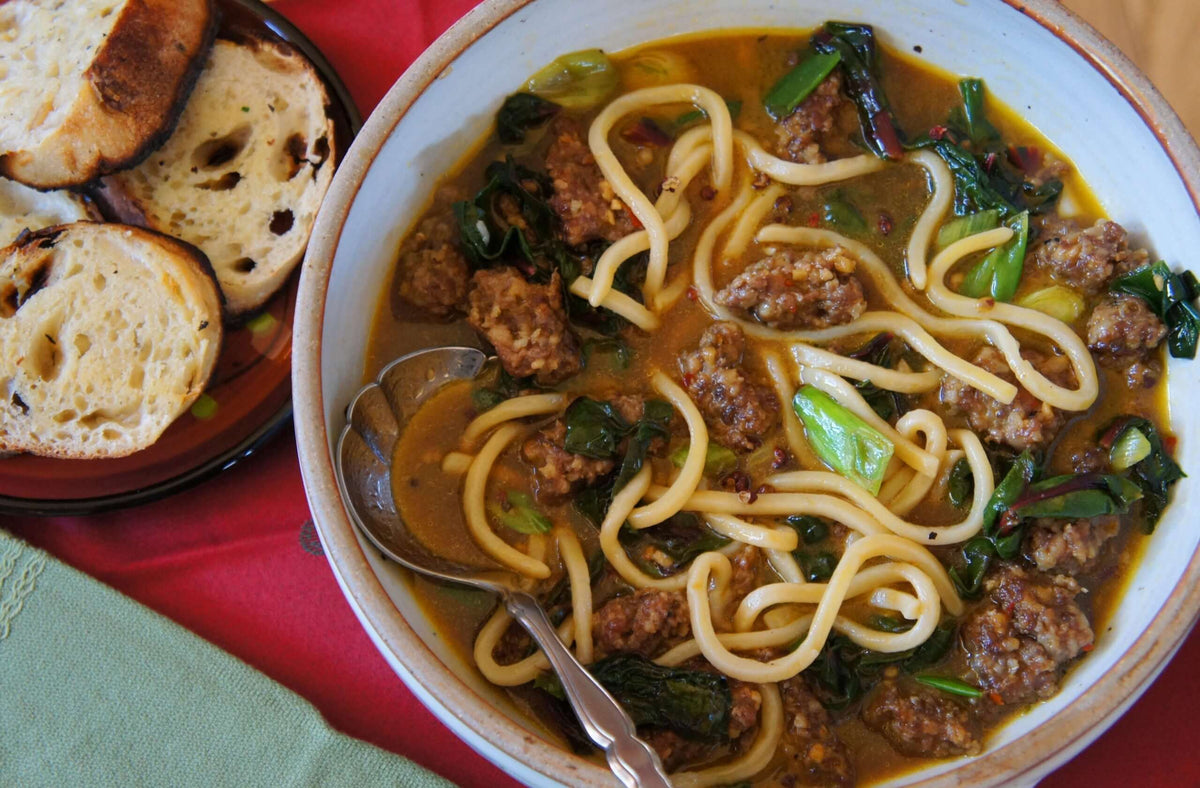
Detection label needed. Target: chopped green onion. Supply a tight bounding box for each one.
[669,442,738,478]
[488,491,553,535]
[914,675,984,699]
[792,387,895,495]
[763,50,841,120]
[935,209,1000,251]
[526,49,617,109]
[961,211,1029,302]
[1110,427,1152,471]
[1016,285,1086,323]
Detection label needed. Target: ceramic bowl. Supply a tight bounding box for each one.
[293,0,1200,784]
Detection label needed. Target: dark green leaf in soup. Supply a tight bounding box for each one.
[582,337,633,370]
[1110,261,1200,359]
[621,512,730,577]
[822,191,868,236]
[948,78,1000,147]
[563,397,633,459]
[538,654,733,742]
[1099,416,1186,531]
[612,399,673,493]
[674,98,742,131]
[845,332,908,420]
[947,457,974,508]
[487,491,553,534]
[495,92,561,144]
[785,514,829,545]
[669,441,738,478]
[811,22,905,159]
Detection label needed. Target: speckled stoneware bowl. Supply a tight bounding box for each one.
[293,0,1200,784]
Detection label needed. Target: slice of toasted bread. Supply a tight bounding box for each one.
[0,0,216,189]
[0,177,96,246]
[0,222,222,459]
[102,37,336,317]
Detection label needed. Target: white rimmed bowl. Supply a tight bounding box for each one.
[293,1,1200,785]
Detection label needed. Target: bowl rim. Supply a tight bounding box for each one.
[292,0,1200,785]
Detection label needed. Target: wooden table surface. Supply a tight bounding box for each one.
[1062,0,1200,135]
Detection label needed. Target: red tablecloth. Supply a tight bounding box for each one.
[7,1,1199,785]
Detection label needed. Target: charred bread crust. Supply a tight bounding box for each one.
[0,0,218,189]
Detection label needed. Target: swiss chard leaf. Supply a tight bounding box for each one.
[949,78,1000,147]
[948,536,996,599]
[496,92,561,144]
[810,23,905,159]
[846,332,907,420]
[669,442,738,478]
[786,514,830,545]
[539,654,732,742]
[563,398,632,459]
[1111,261,1200,359]
[621,512,730,577]
[1100,416,1186,531]
[947,457,974,508]
[612,399,673,493]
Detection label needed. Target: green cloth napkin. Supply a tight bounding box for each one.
[0,530,453,788]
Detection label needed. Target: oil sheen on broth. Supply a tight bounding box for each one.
[372,27,1183,787]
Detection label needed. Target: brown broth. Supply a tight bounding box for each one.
[368,29,1172,786]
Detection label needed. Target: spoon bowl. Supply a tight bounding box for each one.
[334,346,672,788]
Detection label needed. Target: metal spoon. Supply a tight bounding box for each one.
[335,346,672,788]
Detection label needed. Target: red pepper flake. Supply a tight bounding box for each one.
[700,185,717,200]
[1165,435,1178,454]
[682,372,696,388]
[686,285,699,302]
[929,125,948,141]
[988,691,1004,706]
[773,446,790,469]
[806,212,820,228]
[983,151,998,173]
[1007,144,1042,173]
[877,211,893,236]
[620,117,673,147]
[627,212,644,230]
[1082,643,1094,653]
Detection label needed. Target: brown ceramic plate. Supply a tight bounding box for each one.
[0,0,362,516]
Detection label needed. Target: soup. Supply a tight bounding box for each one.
[368,24,1192,786]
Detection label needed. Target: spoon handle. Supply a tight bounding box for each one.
[505,591,673,788]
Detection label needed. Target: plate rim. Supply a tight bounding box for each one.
[0,0,362,517]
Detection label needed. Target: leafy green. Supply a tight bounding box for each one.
[947,457,973,508]
[763,50,842,120]
[792,387,895,494]
[949,79,1000,146]
[795,551,838,582]
[1004,473,1142,521]
[948,537,996,599]
[487,491,553,534]
[846,332,907,420]
[810,23,905,159]
[867,615,913,633]
[674,99,742,131]
[621,512,730,577]
[785,514,830,544]
[454,156,554,267]
[613,400,673,493]
[669,442,738,478]
[914,675,984,699]
[1111,261,1200,359]
[822,192,868,235]
[1099,416,1185,531]
[581,338,632,370]
[538,654,732,741]
[471,365,537,413]
[563,398,632,459]
[961,210,1029,302]
[949,451,1037,597]
[1016,285,1087,323]
[495,92,561,144]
